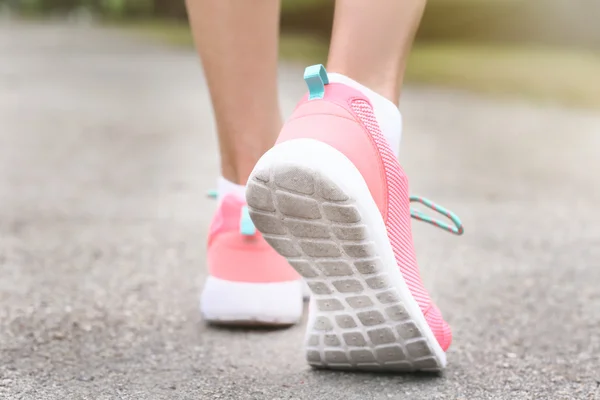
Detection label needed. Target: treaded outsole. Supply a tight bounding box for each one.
[247,164,442,373]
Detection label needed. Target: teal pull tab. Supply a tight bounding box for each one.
[240,206,256,236]
[304,64,329,100]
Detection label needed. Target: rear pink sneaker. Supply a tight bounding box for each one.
[246,65,463,371]
[200,193,304,326]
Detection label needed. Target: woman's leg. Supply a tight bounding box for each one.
[324,0,427,154]
[327,0,426,104]
[185,0,281,185]
[247,0,462,371]
[188,1,304,327]
[185,0,424,181]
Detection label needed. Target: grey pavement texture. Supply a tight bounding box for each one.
[1,22,600,400]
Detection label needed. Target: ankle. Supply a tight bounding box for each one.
[218,120,281,185]
[326,67,399,105]
[217,176,246,201]
[220,144,276,186]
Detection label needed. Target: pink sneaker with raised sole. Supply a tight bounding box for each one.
[200,193,304,326]
[246,65,463,371]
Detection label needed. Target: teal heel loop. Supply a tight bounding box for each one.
[206,190,256,236]
[239,206,256,236]
[304,64,329,100]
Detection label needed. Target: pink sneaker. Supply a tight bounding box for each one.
[246,65,463,371]
[200,193,304,326]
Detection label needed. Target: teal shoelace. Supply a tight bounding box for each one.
[409,195,463,235]
[208,190,463,236]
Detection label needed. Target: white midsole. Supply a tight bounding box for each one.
[200,276,303,324]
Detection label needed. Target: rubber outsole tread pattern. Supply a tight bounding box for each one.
[247,164,442,373]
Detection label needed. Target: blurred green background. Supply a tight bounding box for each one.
[3,0,599,108]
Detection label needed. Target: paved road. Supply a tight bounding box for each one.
[1,22,599,400]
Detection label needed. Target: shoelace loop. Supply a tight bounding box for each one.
[409,196,464,235]
[208,190,464,236]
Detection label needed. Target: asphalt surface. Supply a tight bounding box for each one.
[1,21,600,400]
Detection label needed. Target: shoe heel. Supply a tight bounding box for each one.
[200,276,302,326]
[246,139,446,372]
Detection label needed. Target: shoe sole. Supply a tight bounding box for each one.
[200,276,303,327]
[246,138,445,372]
